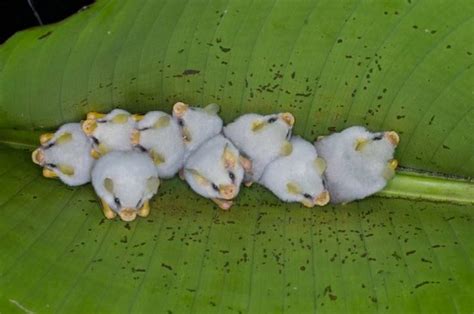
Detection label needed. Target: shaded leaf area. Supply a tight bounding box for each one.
[0,146,472,313]
[0,0,473,177]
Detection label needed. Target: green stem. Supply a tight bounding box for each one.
[378,171,474,205]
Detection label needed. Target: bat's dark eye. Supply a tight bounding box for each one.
[114,197,121,207]
[228,171,235,182]
[303,193,312,199]
[139,127,150,131]
[46,163,56,168]
[373,134,383,141]
[268,117,277,123]
[91,136,100,145]
[177,118,184,127]
[286,129,292,139]
[211,183,219,191]
[137,145,148,152]
[97,119,106,124]
[136,199,142,208]
[44,142,55,149]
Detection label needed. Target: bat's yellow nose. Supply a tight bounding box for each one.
[173,102,188,118]
[280,112,295,127]
[315,191,330,206]
[32,148,44,165]
[119,208,137,222]
[386,131,400,146]
[220,184,236,200]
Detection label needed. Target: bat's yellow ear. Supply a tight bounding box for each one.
[146,177,160,194]
[186,168,208,186]
[150,150,165,165]
[388,159,398,170]
[87,112,106,120]
[58,164,75,176]
[286,182,301,195]
[91,149,101,159]
[132,114,144,122]
[222,144,237,169]
[55,132,72,145]
[111,114,129,124]
[153,116,170,129]
[239,156,252,172]
[354,138,369,151]
[313,157,326,175]
[251,119,266,132]
[173,102,188,118]
[204,103,220,115]
[280,141,293,156]
[42,168,58,178]
[138,201,150,218]
[104,177,114,193]
[39,133,54,144]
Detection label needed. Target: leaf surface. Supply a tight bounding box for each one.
[0,0,473,312]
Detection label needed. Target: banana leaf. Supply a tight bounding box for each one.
[0,0,472,313]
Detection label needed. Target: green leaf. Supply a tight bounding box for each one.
[0,0,473,177]
[0,145,472,313]
[0,0,473,312]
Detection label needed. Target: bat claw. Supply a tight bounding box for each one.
[131,129,141,145]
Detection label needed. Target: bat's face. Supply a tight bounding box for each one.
[32,131,76,179]
[286,181,330,208]
[185,143,244,200]
[32,123,94,186]
[352,130,399,160]
[82,109,139,158]
[131,112,172,147]
[172,102,222,149]
[250,112,294,139]
[283,157,330,208]
[100,175,160,222]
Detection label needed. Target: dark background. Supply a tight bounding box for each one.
[0,0,94,44]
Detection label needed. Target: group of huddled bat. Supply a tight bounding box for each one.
[31,102,400,222]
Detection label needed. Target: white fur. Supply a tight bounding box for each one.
[173,105,223,159]
[184,135,244,200]
[91,109,135,153]
[223,113,292,181]
[260,136,326,205]
[136,111,185,178]
[91,151,159,213]
[41,123,95,186]
[315,126,396,204]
